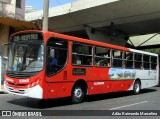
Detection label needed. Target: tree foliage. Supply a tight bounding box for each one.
[144,48,160,54]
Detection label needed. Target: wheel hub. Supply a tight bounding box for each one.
[74,88,82,98]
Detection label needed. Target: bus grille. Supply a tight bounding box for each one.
[6,71,40,79]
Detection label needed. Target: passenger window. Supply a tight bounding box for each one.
[143,55,150,69]
[151,56,157,69]
[112,50,123,67]
[134,53,143,69]
[72,43,92,66]
[46,38,68,75]
[124,52,133,68]
[94,47,111,67]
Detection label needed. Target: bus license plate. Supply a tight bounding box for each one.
[13,88,19,92]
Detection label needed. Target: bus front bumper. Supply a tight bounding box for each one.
[4,82,43,99]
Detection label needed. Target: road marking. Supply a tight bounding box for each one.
[109,101,148,110]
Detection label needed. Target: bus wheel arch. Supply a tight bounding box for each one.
[71,79,88,103]
[133,79,141,95]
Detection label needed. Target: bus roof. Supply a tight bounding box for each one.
[130,49,158,56]
[44,31,129,51]
[10,30,158,56]
[10,30,129,51]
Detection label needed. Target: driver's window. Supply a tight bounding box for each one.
[13,45,26,71]
[14,46,25,65]
[26,46,37,65]
[46,38,68,75]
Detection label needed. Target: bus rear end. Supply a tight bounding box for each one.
[4,31,45,99]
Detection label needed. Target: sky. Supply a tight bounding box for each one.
[26,0,77,10]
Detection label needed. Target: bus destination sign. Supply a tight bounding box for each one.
[11,33,43,42]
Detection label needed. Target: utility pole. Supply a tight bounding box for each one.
[43,0,49,31]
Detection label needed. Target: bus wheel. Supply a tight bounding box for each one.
[71,84,84,103]
[133,80,141,95]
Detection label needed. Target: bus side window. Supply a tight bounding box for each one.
[112,50,123,67]
[143,55,150,69]
[72,55,81,65]
[134,53,143,69]
[151,56,157,69]
[46,38,68,75]
[94,46,111,67]
[72,43,92,66]
[124,52,133,68]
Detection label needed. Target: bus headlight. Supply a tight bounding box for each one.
[31,79,40,87]
[36,79,39,84]
[28,84,30,88]
[31,82,35,87]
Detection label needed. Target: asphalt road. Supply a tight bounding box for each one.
[0,85,160,119]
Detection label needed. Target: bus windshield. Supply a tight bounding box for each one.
[7,43,44,72]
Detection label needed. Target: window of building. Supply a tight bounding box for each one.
[94,47,111,67]
[112,50,123,67]
[72,43,92,66]
[16,0,21,8]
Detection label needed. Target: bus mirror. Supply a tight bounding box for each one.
[0,43,10,60]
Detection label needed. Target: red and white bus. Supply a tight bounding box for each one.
[3,30,159,103]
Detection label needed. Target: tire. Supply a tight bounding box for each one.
[71,84,85,103]
[133,80,141,95]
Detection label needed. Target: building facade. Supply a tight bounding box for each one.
[0,0,25,20]
[0,0,25,45]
